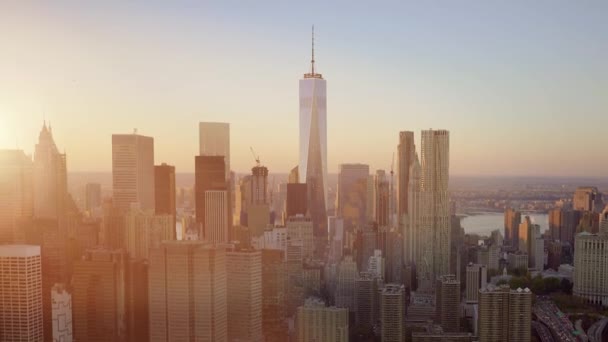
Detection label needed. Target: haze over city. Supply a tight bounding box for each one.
[1,1,607,176]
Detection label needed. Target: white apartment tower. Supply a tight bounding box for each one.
[112,133,155,212]
[0,245,43,342]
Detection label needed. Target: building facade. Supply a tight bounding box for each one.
[112,133,155,212]
[573,232,608,306]
[296,298,348,342]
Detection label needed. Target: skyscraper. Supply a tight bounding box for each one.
[199,122,230,180]
[154,163,176,219]
[465,263,487,303]
[148,241,227,342]
[0,150,34,243]
[299,28,328,239]
[205,190,229,243]
[420,129,450,282]
[195,155,226,236]
[251,165,269,205]
[504,208,521,247]
[397,131,415,221]
[336,163,369,230]
[124,209,174,259]
[286,183,308,218]
[51,283,73,342]
[573,231,608,307]
[0,245,43,342]
[226,249,263,342]
[404,154,421,267]
[573,186,603,212]
[380,284,405,342]
[261,249,287,341]
[296,297,349,342]
[478,285,531,342]
[112,133,155,212]
[33,123,68,220]
[436,274,460,332]
[335,255,358,311]
[72,248,126,342]
[85,183,102,212]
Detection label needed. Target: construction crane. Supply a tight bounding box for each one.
[250,146,261,167]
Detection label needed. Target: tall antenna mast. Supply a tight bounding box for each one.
[311,25,315,75]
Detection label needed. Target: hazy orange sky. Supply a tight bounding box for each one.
[1,2,606,176]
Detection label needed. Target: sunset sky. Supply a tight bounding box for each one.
[1,2,606,176]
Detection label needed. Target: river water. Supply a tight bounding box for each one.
[460,212,549,237]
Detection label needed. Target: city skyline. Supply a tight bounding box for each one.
[1,2,607,177]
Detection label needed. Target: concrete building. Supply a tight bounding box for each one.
[355,272,382,328]
[0,245,43,342]
[420,129,450,282]
[261,249,287,341]
[0,150,34,243]
[287,215,314,259]
[404,154,422,267]
[504,208,521,247]
[508,252,529,271]
[380,284,405,342]
[72,248,126,342]
[226,249,262,342]
[199,122,230,180]
[477,244,499,271]
[337,163,369,230]
[478,285,531,342]
[374,170,390,227]
[205,190,229,243]
[195,155,226,237]
[154,163,176,221]
[328,216,344,263]
[466,263,487,303]
[335,255,358,311]
[296,297,349,342]
[299,31,328,238]
[112,133,155,212]
[148,241,227,342]
[125,209,174,259]
[573,186,603,212]
[51,283,73,342]
[573,232,608,306]
[436,274,460,332]
[397,131,416,227]
[251,165,269,205]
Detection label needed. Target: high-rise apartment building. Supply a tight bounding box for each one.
[466,263,487,303]
[112,133,155,212]
[397,131,415,223]
[199,122,230,180]
[573,231,608,307]
[420,129,450,282]
[573,186,603,212]
[148,241,227,342]
[404,154,422,266]
[380,284,405,342]
[436,274,460,332]
[51,283,73,342]
[154,163,175,218]
[195,155,226,236]
[335,255,358,311]
[124,209,174,259]
[0,245,43,342]
[504,208,521,247]
[85,183,102,212]
[299,29,328,238]
[205,190,229,243]
[226,249,263,341]
[478,285,531,342]
[337,163,369,229]
[72,248,126,342]
[296,297,349,342]
[374,170,390,227]
[0,150,34,243]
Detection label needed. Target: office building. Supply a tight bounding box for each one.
[286,183,308,218]
[478,285,531,342]
[420,129,450,281]
[477,244,499,271]
[51,283,73,342]
[124,209,174,259]
[328,216,344,263]
[299,29,328,238]
[205,190,229,243]
[355,272,382,327]
[85,183,102,212]
[72,248,126,342]
[287,215,314,259]
[226,249,263,342]
[296,297,349,342]
[436,275,460,332]
[573,232,608,306]
[504,208,521,247]
[507,252,529,271]
[404,154,422,266]
[148,241,227,342]
[125,259,149,342]
[374,170,390,227]
[368,249,385,279]
[380,284,405,342]
[261,249,287,341]
[195,155,226,236]
[335,255,358,311]
[0,245,43,342]
[0,150,34,243]
[397,131,415,224]
[466,263,487,303]
[573,186,603,212]
[112,133,155,212]
[154,163,176,218]
[337,163,369,229]
[199,122,230,180]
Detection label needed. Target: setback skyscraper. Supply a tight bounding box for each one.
[199,122,230,181]
[299,28,328,239]
[336,163,369,230]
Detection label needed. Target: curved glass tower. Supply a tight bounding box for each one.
[299,27,327,238]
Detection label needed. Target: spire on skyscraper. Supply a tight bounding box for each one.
[311,25,315,75]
